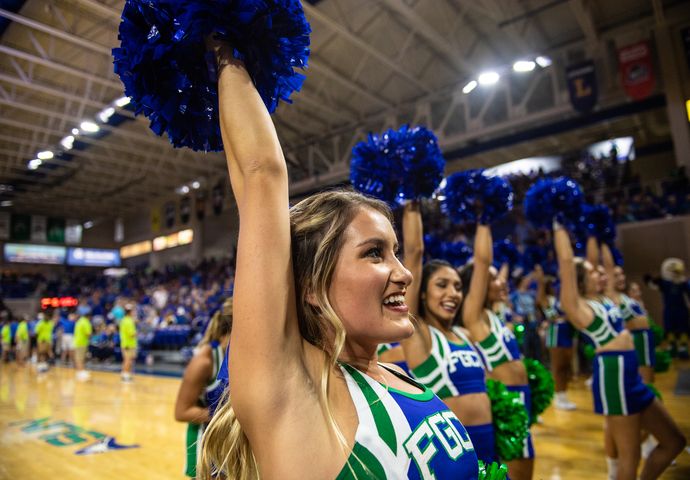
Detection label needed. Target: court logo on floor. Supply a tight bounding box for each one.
[9,417,139,455]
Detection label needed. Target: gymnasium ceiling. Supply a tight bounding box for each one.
[0,0,687,222]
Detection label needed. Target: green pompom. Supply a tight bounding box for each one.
[523,358,555,423]
[654,349,671,373]
[645,383,663,400]
[478,460,509,480]
[486,379,529,461]
[650,319,664,347]
[583,344,596,361]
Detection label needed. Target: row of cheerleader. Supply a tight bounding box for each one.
[113,1,686,478]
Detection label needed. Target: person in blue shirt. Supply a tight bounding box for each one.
[59,311,77,365]
[510,272,542,361]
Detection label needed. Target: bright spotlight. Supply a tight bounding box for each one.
[535,56,552,68]
[98,107,115,123]
[28,159,42,170]
[115,96,131,107]
[191,181,201,189]
[83,221,94,229]
[37,150,54,160]
[478,71,500,86]
[181,185,190,194]
[72,128,80,135]
[80,121,100,133]
[61,136,75,150]
[462,80,478,94]
[513,60,536,72]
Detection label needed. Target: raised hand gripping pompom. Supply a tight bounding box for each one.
[350,125,445,205]
[523,177,584,228]
[493,238,520,270]
[424,235,474,268]
[578,204,616,243]
[113,0,310,151]
[439,170,514,225]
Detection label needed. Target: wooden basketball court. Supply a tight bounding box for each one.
[1,362,689,479]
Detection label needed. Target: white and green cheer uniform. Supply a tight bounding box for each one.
[410,326,486,398]
[474,310,521,372]
[543,296,575,349]
[184,341,224,478]
[582,300,654,416]
[337,363,478,479]
[619,294,655,368]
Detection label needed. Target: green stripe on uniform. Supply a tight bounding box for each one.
[343,365,398,455]
[185,423,201,477]
[602,355,623,415]
[411,353,440,378]
[336,442,387,480]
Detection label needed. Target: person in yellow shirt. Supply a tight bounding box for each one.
[15,316,30,367]
[35,312,55,373]
[1,316,11,363]
[74,314,93,381]
[119,304,138,382]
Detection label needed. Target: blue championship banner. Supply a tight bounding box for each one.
[566,60,598,113]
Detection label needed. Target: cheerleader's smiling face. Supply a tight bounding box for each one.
[613,266,626,292]
[423,266,463,324]
[328,208,415,346]
[596,265,607,293]
[583,261,600,296]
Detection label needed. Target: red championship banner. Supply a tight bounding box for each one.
[618,41,655,100]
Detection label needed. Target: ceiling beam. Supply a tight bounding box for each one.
[0,8,111,56]
[0,45,121,90]
[379,0,477,75]
[0,116,217,179]
[302,3,431,93]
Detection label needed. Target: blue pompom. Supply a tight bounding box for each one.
[523,177,584,228]
[493,239,520,269]
[439,170,514,225]
[424,235,473,268]
[521,244,558,276]
[350,125,445,205]
[113,0,310,151]
[578,204,616,242]
[611,246,624,267]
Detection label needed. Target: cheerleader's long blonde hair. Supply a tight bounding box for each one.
[198,189,393,480]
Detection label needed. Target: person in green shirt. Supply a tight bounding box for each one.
[15,316,29,367]
[74,314,93,381]
[1,317,11,363]
[119,304,138,382]
[36,311,56,373]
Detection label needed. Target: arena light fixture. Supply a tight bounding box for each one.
[535,56,552,68]
[80,121,100,133]
[98,107,115,123]
[28,159,42,170]
[83,220,94,229]
[37,150,54,160]
[72,128,80,135]
[61,135,75,151]
[0,200,12,207]
[191,181,201,189]
[462,80,478,94]
[115,96,131,107]
[513,60,536,72]
[478,71,500,86]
